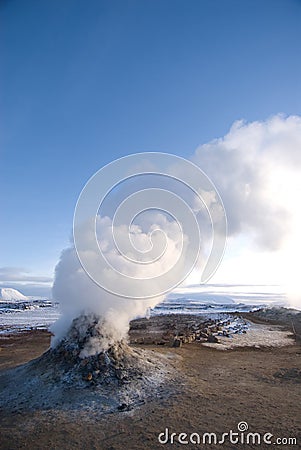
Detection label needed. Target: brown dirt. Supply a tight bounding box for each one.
[0,329,51,371]
[0,323,301,449]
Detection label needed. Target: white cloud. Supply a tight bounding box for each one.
[0,267,53,297]
[0,267,53,283]
[192,114,301,305]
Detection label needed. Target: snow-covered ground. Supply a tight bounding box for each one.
[202,322,294,349]
[0,284,290,333]
[152,284,288,315]
[0,300,60,333]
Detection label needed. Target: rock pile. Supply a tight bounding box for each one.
[130,314,249,347]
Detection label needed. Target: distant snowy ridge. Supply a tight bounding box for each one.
[0,288,28,302]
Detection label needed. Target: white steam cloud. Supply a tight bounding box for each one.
[51,214,185,350]
[52,114,301,349]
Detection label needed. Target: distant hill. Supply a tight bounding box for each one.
[0,288,28,301]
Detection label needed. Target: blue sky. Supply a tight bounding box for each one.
[1,0,301,295]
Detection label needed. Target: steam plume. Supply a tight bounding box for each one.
[52,114,301,347]
[51,214,185,349]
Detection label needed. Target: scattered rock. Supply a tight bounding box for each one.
[117,403,129,411]
[273,368,301,383]
[172,338,182,348]
[130,314,250,347]
[84,372,93,382]
[207,334,219,343]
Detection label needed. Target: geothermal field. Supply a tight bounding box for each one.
[0,306,301,449]
[2,3,301,448]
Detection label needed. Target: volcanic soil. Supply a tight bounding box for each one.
[0,314,301,450]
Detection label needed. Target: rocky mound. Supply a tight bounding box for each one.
[0,314,170,413]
